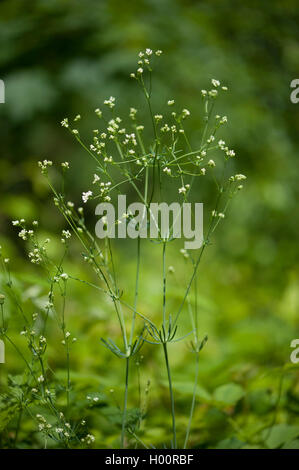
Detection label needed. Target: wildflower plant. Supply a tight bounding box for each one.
[0,49,245,449]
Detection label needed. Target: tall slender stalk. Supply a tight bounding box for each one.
[14,408,23,448]
[121,356,130,448]
[160,240,177,447]
[122,236,141,448]
[162,341,177,448]
[162,241,167,329]
[184,353,199,448]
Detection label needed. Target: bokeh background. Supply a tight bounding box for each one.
[1,0,299,449]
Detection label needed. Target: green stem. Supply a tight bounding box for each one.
[121,356,130,448]
[162,342,177,448]
[162,241,166,329]
[129,237,141,347]
[14,408,23,448]
[184,353,199,448]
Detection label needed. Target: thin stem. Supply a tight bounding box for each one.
[61,280,70,409]
[3,333,36,382]
[162,342,177,448]
[173,182,225,328]
[129,237,141,347]
[14,408,23,448]
[1,303,5,328]
[121,356,130,448]
[184,353,199,448]
[162,241,167,329]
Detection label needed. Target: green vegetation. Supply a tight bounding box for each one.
[0,0,298,449]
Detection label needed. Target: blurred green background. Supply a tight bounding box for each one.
[1,0,299,449]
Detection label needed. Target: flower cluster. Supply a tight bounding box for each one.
[38,159,53,174]
[61,229,71,244]
[82,190,93,203]
[130,48,162,78]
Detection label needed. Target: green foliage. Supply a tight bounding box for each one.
[213,383,245,406]
[0,0,299,450]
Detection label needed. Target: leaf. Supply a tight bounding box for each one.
[215,436,244,449]
[248,389,275,415]
[213,383,245,406]
[262,424,299,449]
[164,380,211,402]
[0,403,19,431]
[282,439,299,449]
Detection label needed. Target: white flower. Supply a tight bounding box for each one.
[179,186,187,194]
[61,118,69,128]
[208,160,216,167]
[103,96,115,109]
[62,230,71,239]
[18,229,27,240]
[200,168,206,175]
[211,79,220,87]
[180,248,189,259]
[93,174,100,184]
[82,191,93,203]
[83,434,95,445]
[137,67,143,74]
[234,174,247,181]
[209,89,218,97]
[37,375,44,383]
[60,273,68,280]
[38,160,53,173]
[182,109,190,119]
[167,100,175,106]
